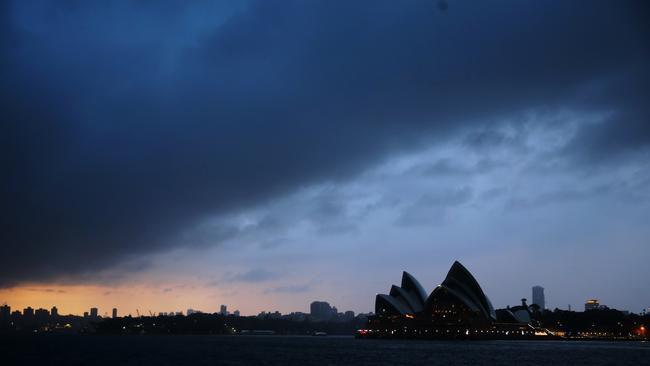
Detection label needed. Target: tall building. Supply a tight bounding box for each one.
[310,301,334,321]
[0,304,10,320]
[112,308,118,319]
[23,307,34,317]
[35,308,49,320]
[90,307,98,318]
[585,299,600,311]
[220,305,227,316]
[343,311,355,321]
[532,286,545,310]
[51,306,59,318]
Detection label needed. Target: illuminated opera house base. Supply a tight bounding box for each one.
[356,261,556,340]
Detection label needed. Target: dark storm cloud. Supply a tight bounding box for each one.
[1,1,648,285]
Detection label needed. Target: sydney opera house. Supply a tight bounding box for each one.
[357,261,555,339]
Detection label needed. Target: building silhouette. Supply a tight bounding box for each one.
[51,306,58,318]
[23,307,34,317]
[0,304,11,323]
[112,308,118,319]
[0,304,10,320]
[340,310,355,322]
[90,307,98,318]
[585,299,607,311]
[532,286,545,310]
[220,305,228,316]
[34,308,49,322]
[310,301,335,321]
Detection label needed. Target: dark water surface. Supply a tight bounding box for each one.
[2,335,649,366]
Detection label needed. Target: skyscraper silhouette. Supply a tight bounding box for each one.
[532,286,545,310]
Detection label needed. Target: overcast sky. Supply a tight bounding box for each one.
[2,0,649,316]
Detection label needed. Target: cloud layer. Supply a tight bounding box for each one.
[1,0,649,287]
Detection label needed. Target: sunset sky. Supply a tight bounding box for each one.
[2,1,649,316]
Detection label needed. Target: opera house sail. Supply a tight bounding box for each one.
[358,261,555,340]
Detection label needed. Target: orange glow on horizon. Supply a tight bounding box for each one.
[0,270,349,317]
[0,285,187,317]
[0,282,280,317]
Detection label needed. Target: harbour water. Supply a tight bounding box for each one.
[3,334,649,365]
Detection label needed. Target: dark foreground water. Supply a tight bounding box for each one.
[2,335,649,366]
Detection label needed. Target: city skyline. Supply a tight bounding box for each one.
[0,299,363,319]
[2,1,649,316]
[2,278,645,318]
[4,298,646,321]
